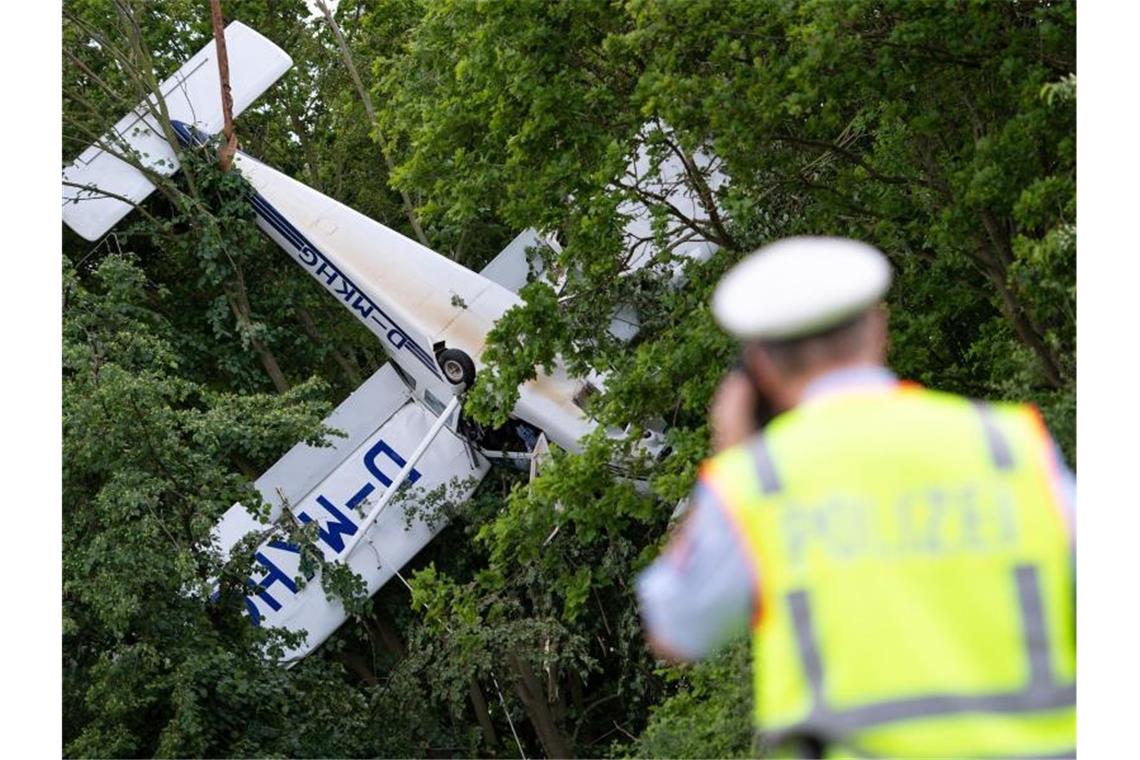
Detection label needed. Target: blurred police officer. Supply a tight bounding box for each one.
[637,237,1075,758]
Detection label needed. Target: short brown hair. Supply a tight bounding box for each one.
[755,311,874,376]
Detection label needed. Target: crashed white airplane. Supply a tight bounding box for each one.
[63,22,724,663]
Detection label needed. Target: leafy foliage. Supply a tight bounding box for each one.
[628,637,753,760]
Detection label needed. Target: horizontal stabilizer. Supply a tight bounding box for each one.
[478,227,560,294]
[62,21,292,241]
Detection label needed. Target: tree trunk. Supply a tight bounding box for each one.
[568,669,585,714]
[226,283,290,394]
[209,0,238,171]
[250,333,290,394]
[969,222,1067,389]
[338,649,378,685]
[365,608,408,660]
[509,653,573,758]
[986,267,1066,388]
[231,452,260,480]
[468,677,499,751]
[297,305,363,387]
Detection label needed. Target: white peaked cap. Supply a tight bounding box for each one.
[712,236,892,341]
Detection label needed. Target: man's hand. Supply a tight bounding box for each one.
[710,371,759,453]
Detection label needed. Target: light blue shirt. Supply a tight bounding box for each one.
[635,365,1075,661]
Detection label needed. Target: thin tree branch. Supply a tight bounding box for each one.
[657,129,737,249]
[611,178,724,248]
[62,180,168,232]
[315,0,432,249]
[773,133,940,190]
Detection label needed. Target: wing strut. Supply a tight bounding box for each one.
[338,394,462,562]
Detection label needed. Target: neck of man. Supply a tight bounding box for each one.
[775,359,888,412]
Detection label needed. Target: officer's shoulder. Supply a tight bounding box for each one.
[897,384,1029,415]
[984,398,1053,443]
[910,387,1043,439]
[700,432,769,479]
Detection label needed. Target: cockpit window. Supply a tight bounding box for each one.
[573,381,600,411]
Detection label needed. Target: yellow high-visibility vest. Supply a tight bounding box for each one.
[701,383,1075,758]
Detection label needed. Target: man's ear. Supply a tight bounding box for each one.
[867,305,889,363]
[743,343,786,410]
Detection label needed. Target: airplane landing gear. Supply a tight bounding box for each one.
[437,348,476,390]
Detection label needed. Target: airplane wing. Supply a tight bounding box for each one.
[473,128,727,344]
[478,227,560,294]
[212,363,489,663]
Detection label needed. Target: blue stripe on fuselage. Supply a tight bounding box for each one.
[247,190,443,380]
[168,119,443,380]
[170,120,208,148]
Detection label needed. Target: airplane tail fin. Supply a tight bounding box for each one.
[62,21,292,241]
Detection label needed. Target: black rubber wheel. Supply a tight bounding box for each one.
[437,348,476,390]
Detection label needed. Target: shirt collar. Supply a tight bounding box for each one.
[801,364,898,403]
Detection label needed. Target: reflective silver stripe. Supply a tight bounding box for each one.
[1016,564,1055,690]
[767,565,1074,748]
[815,685,1076,733]
[832,736,1076,760]
[788,591,825,703]
[973,400,1015,470]
[750,435,782,494]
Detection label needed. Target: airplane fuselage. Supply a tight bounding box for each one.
[172,120,597,453]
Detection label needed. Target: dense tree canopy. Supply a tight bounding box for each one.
[62,1,1074,756]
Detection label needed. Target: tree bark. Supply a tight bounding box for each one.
[252,336,290,393]
[297,305,363,388]
[970,219,1067,388]
[509,652,573,758]
[568,669,585,714]
[209,0,238,171]
[984,266,1066,388]
[468,677,499,751]
[231,452,260,480]
[226,285,290,394]
[365,608,408,660]
[337,649,379,685]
